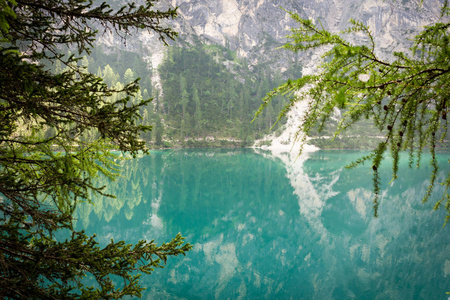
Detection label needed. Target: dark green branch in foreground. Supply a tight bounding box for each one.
[1,1,191,299]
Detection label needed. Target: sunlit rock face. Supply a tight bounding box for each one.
[168,0,303,69]
[102,0,444,80]
[167,0,443,67]
[102,0,444,95]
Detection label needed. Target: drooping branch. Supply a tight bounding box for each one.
[256,8,450,223]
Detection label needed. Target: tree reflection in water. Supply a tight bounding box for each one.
[73,149,450,299]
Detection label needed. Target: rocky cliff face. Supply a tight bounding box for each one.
[166,0,443,67]
[103,0,444,79]
[169,0,302,68]
[136,0,442,100]
[96,0,442,86]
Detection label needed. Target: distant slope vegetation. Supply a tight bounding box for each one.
[157,42,290,147]
[82,40,387,150]
[78,40,291,148]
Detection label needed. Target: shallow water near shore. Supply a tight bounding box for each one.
[74,148,450,299]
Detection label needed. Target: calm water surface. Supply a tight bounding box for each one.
[74,149,450,299]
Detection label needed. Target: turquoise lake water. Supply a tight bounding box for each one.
[74,149,450,299]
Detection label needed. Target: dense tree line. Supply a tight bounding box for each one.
[54,41,292,148]
[158,43,289,146]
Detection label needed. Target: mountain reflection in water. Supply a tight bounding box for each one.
[73,149,450,299]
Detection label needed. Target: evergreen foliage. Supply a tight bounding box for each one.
[0,0,191,298]
[255,6,450,222]
[70,40,288,148]
[159,44,289,144]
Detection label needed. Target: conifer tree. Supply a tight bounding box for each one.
[192,84,202,136]
[180,75,189,120]
[103,64,118,86]
[255,5,450,223]
[0,0,191,298]
[124,68,135,84]
[155,114,163,146]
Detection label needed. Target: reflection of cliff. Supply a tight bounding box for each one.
[148,149,316,299]
[254,148,340,239]
[74,149,450,299]
[155,150,450,299]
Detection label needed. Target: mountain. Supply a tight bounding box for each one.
[166,0,443,68]
[93,0,445,148]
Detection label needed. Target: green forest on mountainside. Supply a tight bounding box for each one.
[53,43,289,147]
[159,43,289,146]
[61,41,293,148]
[51,38,417,150]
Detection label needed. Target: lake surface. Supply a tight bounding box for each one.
[74,149,450,299]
